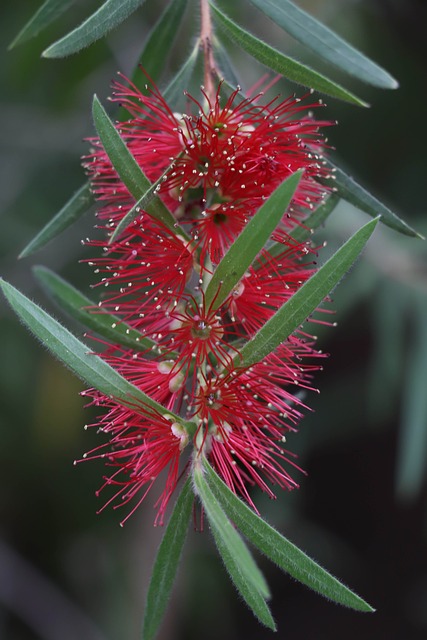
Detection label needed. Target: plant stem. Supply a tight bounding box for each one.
[200,0,216,103]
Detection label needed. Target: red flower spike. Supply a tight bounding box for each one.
[83,216,195,334]
[81,72,334,522]
[78,398,189,526]
[85,73,332,263]
[160,291,241,373]
[228,244,316,336]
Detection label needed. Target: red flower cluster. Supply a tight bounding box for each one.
[81,74,333,524]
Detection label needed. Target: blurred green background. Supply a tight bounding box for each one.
[1,1,427,638]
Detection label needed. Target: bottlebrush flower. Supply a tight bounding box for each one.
[78,396,188,525]
[81,72,333,522]
[85,74,333,262]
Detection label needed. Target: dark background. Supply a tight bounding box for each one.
[1,1,427,639]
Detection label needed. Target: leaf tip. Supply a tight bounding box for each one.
[388,76,399,90]
[354,598,376,613]
[267,619,278,632]
[108,227,120,245]
[0,278,12,301]
[41,44,55,58]
[344,92,370,108]
[18,248,29,260]
[42,37,69,59]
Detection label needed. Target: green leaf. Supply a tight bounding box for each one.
[9,0,75,49]
[210,3,367,107]
[162,42,200,108]
[208,517,275,630]
[205,171,302,309]
[142,478,194,640]
[193,465,275,630]
[236,217,379,367]
[109,156,183,243]
[0,279,195,432]
[203,460,374,612]
[92,95,189,240]
[247,0,398,89]
[132,0,189,87]
[19,182,93,259]
[396,294,427,500]
[33,266,157,353]
[324,159,422,238]
[43,0,147,58]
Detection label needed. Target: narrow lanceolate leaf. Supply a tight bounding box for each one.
[0,279,194,432]
[92,96,189,241]
[208,516,276,630]
[163,43,200,108]
[33,266,156,353]
[19,182,93,259]
[142,478,194,640]
[132,0,189,88]
[236,217,379,367]
[324,159,422,238]
[193,465,276,630]
[109,156,182,243]
[248,0,398,89]
[210,3,367,107]
[204,460,374,612]
[43,0,147,58]
[9,0,75,49]
[205,171,302,309]
[396,295,427,500]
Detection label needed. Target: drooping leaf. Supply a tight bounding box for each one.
[0,279,195,433]
[43,0,147,58]
[131,0,189,88]
[324,159,422,238]
[162,42,200,108]
[109,156,183,243]
[193,465,270,600]
[204,460,374,612]
[193,465,275,630]
[205,171,302,309]
[247,0,398,89]
[210,3,367,107]
[236,217,379,367]
[396,294,427,500]
[142,478,194,640]
[33,266,157,353]
[19,182,93,259]
[9,0,75,49]
[208,517,276,630]
[92,95,189,240]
